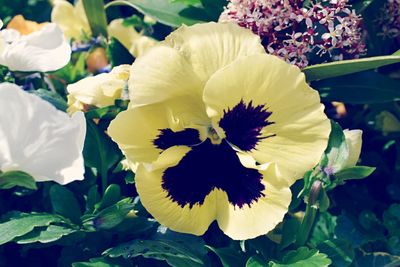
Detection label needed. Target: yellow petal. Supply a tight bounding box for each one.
[203,54,330,184]
[51,0,91,40]
[108,19,157,58]
[66,65,130,112]
[376,111,400,135]
[129,44,203,106]
[108,104,178,164]
[216,164,291,240]
[164,22,265,83]
[135,147,218,236]
[343,129,362,168]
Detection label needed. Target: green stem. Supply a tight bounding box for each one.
[100,167,108,195]
[40,72,48,90]
[295,203,318,247]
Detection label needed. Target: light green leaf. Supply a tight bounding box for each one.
[269,247,331,267]
[0,213,63,245]
[106,0,206,27]
[304,55,400,82]
[82,0,108,37]
[93,198,134,230]
[14,225,76,244]
[334,166,375,182]
[96,184,121,211]
[105,238,206,267]
[0,170,37,190]
[50,184,82,223]
[313,71,400,104]
[321,121,349,173]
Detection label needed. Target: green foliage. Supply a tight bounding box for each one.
[82,0,109,37]
[303,55,400,82]
[106,236,208,266]
[268,247,331,267]
[0,171,37,190]
[106,0,206,27]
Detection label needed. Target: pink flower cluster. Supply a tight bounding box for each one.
[378,0,400,39]
[220,0,366,68]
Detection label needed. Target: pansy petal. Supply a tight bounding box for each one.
[0,83,85,184]
[164,22,265,83]
[108,19,156,58]
[0,24,71,72]
[216,164,291,240]
[129,44,203,107]
[204,54,330,184]
[108,103,204,166]
[135,147,218,236]
[51,0,91,40]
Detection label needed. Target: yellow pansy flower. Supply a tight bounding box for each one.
[376,111,400,135]
[67,64,130,113]
[51,1,156,57]
[108,19,157,58]
[51,0,91,40]
[108,22,331,240]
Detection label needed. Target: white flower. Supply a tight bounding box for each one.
[0,23,71,72]
[0,83,86,185]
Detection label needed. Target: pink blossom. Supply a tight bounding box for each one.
[220,0,366,68]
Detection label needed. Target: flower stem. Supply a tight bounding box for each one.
[295,203,318,247]
[100,167,108,194]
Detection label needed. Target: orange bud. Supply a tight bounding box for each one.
[7,15,47,35]
[86,47,109,73]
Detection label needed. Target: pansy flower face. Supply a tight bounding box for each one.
[108,22,331,240]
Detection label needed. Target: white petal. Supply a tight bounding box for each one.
[0,83,86,184]
[0,24,71,72]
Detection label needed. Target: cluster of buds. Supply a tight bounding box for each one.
[220,0,366,68]
[377,0,400,39]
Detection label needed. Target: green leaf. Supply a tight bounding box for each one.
[313,71,400,104]
[269,247,331,267]
[335,214,366,248]
[83,119,121,177]
[279,216,302,250]
[200,0,227,20]
[14,225,76,244]
[106,0,206,27]
[107,37,135,67]
[247,255,268,267]
[334,166,375,182]
[49,184,82,224]
[93,198,134,230]
[96,184,121,211]
[383,204,400,237]
[0,170,37,190]
[171,0,201,5]
[352,250,400,267]
[32,89,68,111]
[303,55,400,82]
[309,212,337,247]
[105,238,207,267]
[82,0,108,37]
[0,213,63,245]
[321,121,349,174]
[317,239,354,267]
[207,245,247,267]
